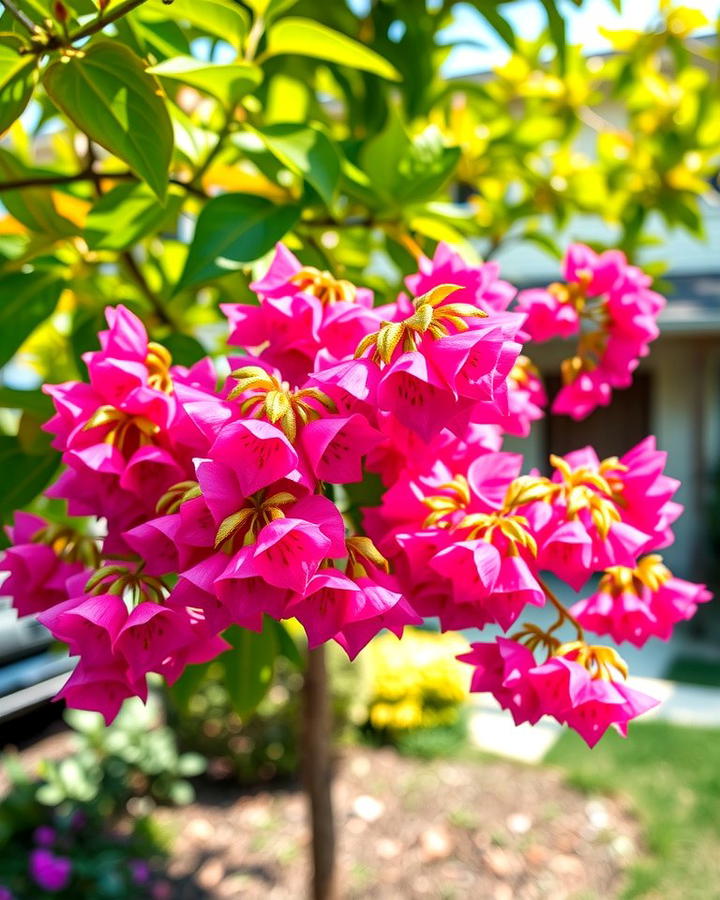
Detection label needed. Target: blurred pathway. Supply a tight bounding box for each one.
[468,678,720,764]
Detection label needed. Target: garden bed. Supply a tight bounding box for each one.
[155,745,638,899]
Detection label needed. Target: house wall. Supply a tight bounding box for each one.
[504,334,720,581]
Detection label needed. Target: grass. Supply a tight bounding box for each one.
[545,721,720,899]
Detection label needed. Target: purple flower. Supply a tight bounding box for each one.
[130,860,151,885]
[30,848,72,892]
[33,826,56,847]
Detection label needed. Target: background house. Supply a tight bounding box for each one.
[494,200,720,583]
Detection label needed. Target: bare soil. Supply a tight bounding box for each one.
[153,746,639,900]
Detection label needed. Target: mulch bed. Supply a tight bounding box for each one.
[154,746,640,899]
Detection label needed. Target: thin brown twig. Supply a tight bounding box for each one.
[120,249,175,329]
[64,0,151,44]
[1,0,40,34]
[538,576,585,641]
[0,169,207,198]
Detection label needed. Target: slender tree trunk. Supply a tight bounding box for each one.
[302,644,337,900]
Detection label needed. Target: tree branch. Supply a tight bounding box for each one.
[0,169,207,198]
[120,249,175,329]
[1,0,40,35]
[66,0,152,44]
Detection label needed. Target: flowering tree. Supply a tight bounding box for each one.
[1,239,712,897]
[0,1,718,897]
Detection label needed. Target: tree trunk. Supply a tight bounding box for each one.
[302,644,337,900]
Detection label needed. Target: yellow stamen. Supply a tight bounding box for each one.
[227,366,336,442]
[354,284,487,365]
[289,266,357,305]
[146,341,174,393]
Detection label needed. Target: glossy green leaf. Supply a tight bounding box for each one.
[144,0,248,48]
[243,0,298,20]
[360,112,460,207]
[176,193,300,292]
[473,1,516,49]
[43,41,173,201]
[269,619,304,670]
[0,148,79,237]
[147,57,262,108]
[84,182,181,251]
[162,332,208,367]
[264,17,401,81]
[0,269,63,367]
[0,34,37,134]
[0,387,53,418]
[540,0,567,73]
[0,436,60,522]
[253,123,340,207]
[221,621,277,718]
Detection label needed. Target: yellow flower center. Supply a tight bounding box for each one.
[214,489,297,552]
[228,366,337,442]
[354,284,487,364]
[289,266,357,305]
[146,341,174,393]
[83,406,160,457]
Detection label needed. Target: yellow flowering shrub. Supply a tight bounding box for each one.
[366,629,469,733]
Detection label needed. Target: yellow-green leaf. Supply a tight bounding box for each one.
[147,57,262,108]
[264,17,401,81]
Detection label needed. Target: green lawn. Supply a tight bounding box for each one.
[545,722,720,899]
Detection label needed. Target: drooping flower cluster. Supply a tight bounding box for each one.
[0,241,709,747]
[516,243,665,419]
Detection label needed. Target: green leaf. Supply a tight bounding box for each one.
[221,621,277,718]
[144,0,248,48]
[168,661,210,712]
[269,619,303,669]
[360,112,460,207]
[540,0,567,73]
[253,123,340,208]
[264,17,401,81]
[147,57,262,108]
[0,436,61,522]
[161,332,207,367]
[244,0,298,20]
[0,269,63,367]
[42,41,173,201]
[176,193,300,292]
[0,34,37,133]
[85,182,181,251]
[0,148,78,237]
[0,387,53,418]
[473,1,516,49]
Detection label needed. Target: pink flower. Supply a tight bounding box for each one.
[552,369,612,420]
[571,556,712,646]
[222,244,378,384]
[458,638,542,725]
[562,243,626,296]
[515,287,580,342]
[0,513,89,617]
[55,660,147,725]
[38,593,128,666]
[112,602,197,681]
[406,242,516,313]
[529,654,658,747]
[30,848,72,892]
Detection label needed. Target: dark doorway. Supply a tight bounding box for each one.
[544,372,652,466]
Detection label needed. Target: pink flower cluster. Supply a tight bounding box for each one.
[0,242,708,747]
[515,243,665,420]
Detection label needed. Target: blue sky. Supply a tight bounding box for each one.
[440,0,720,74]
